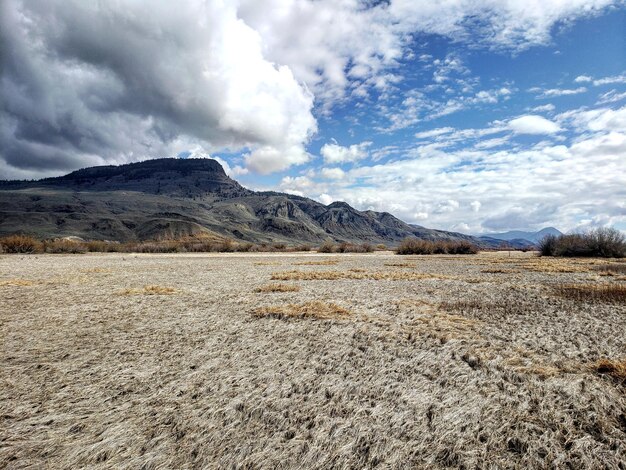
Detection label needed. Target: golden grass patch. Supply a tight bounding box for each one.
[255,283,300,293]
[384,262,416,268]
[0,279,35,287]
[270,270,451,281]
[252,301,352,320]
[118,285,178,295]
[254,261,280,266]
[293,260,339,266]
[554,283,626,303]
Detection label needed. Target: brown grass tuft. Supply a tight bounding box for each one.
[0,235,43,254]
[593,263,626,275]
[554,283,626,303]
[270,270,450,281]
[118,285,178,295]
[254,283,300,293]
[294,260,339,266]
[252,301,352,320]
[592,358,626,384]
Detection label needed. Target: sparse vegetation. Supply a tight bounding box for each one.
[254,283,300,293]
[539,227,626,258]
[294,259,339,266]
[396,238,478,255]
[252,301,352,320]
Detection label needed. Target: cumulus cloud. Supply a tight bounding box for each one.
[1,0,621,177]
[320,141,372,164]
[508,115,561,134]
[0,0,315,178]
[320,167,346,180]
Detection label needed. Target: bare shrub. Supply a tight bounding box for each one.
[318,240,336,253]
[85,240,123,252]
[44,239,87,254]
[396,238,478,255]
[252,301,352,320]
[554,283,626,303]
[254,283,300,293]
[540,227,625,258]
[0,235,43,254]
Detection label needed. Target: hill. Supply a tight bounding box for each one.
[0,158,497,246]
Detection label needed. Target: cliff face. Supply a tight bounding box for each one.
[0,158,491,245]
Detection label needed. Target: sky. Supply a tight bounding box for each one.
[1,0,625,234]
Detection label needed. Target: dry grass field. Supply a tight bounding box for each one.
[1,251,625,468]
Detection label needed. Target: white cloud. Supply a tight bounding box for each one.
[508,115,561,134]
[531,87,587,98]
[317,193,334,205]
[320,141,372,164]
[597,90,626,105]
[574,75,593,83]
[470,201,481,212]
[530,104,556,113]
[320,167,346,180]
[415,127,455,139]
[593,73,626,86]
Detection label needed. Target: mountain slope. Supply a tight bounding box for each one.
[0,158,490,246]
[480,227,562,244]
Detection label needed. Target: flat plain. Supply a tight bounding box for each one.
[1,251,625,468]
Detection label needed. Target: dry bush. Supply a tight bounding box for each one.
[0,279,35,286]
[84,240,123,252]
[0,235,43,254]
[43,239,88,254]
[376,244,387,250]
[593,358,626,384]
[254,283,300,293]
[271,270,449,281]
[540,227,626,258]
[317,240,336,253]
[554,283,626,303]
[396,238,478,255]
[251,301,352,320]
[118,285,178,295]
[337,242,374,253]
[294,260,339,266]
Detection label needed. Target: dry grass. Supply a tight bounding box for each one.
[384,262,416,267]
[554,283,626,303]
[481,268,519,274]
[117,285,178,295]
[294,260,339,266]
[254,283,300,293]
[593,263,626,275]
[271,270,450,281]
[0,278,35,287]
[593,358,626,384]
[2,251,626,468]
[251,301,352,320]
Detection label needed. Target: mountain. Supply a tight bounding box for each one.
[0,158,495,246]
[479,227,562,245]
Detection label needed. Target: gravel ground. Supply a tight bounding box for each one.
[1,251,625,468]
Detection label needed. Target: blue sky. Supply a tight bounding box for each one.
[2,0,625,233]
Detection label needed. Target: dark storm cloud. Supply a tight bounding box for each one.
[0,0,315,179]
